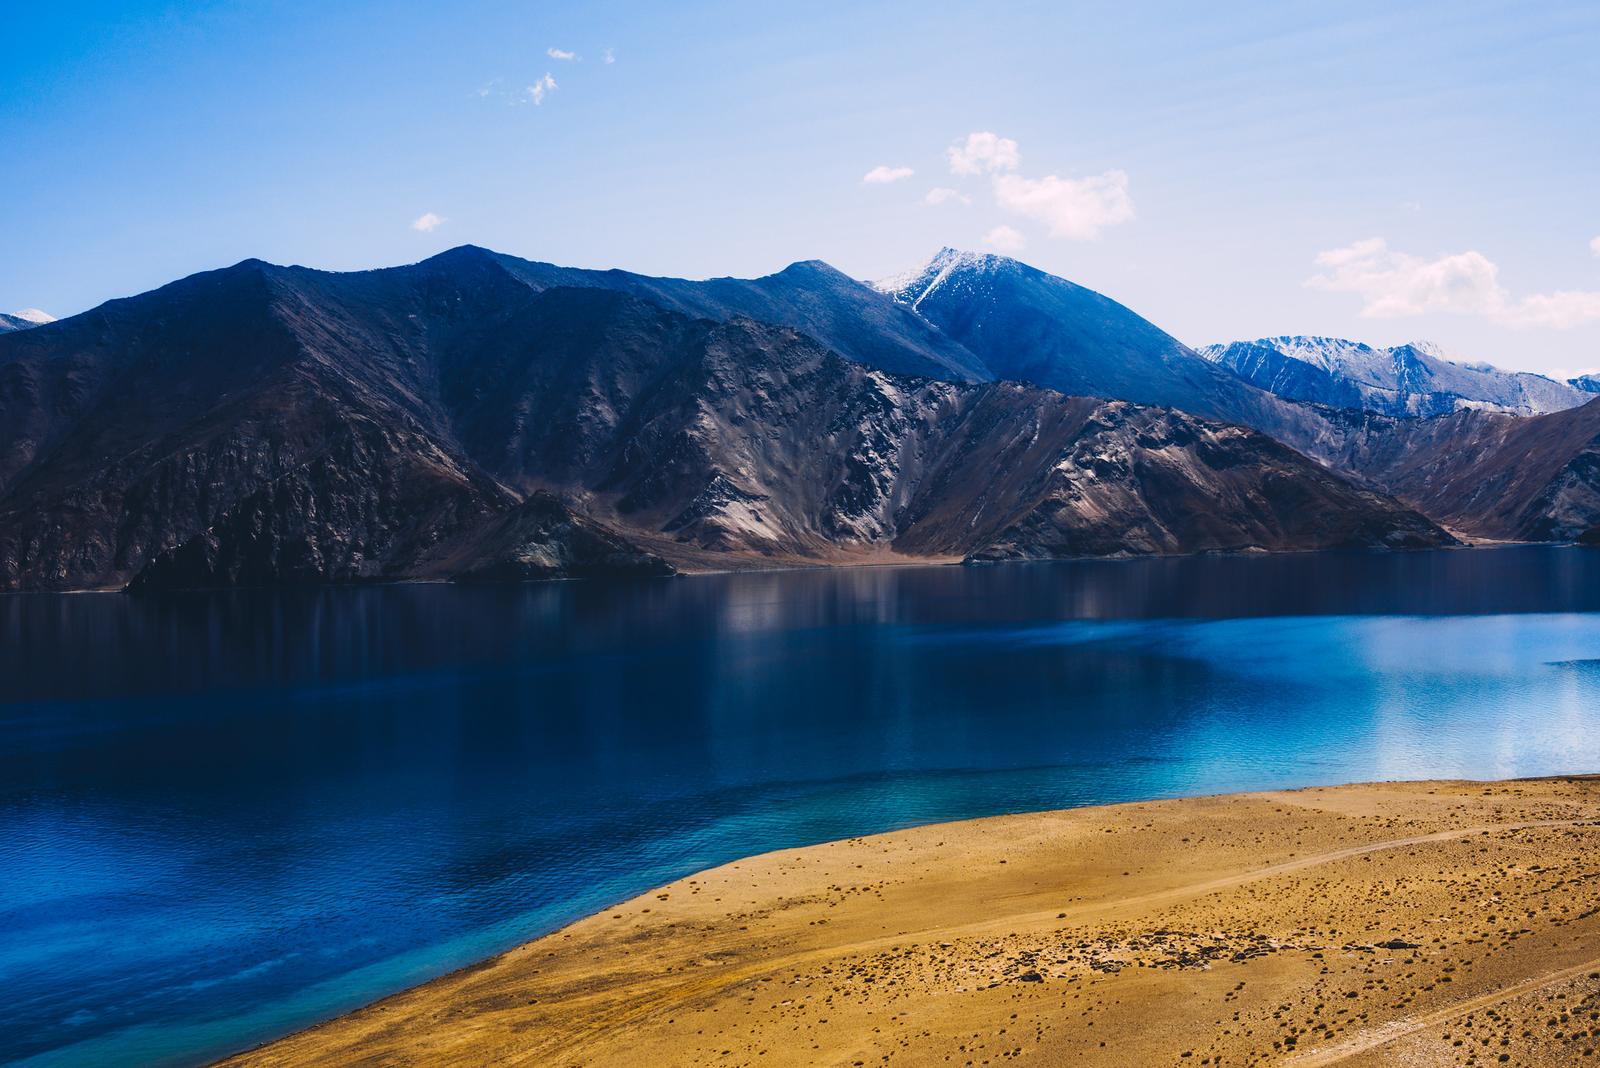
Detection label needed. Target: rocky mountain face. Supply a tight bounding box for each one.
[1302,400,1600,543]
[1199,335,1590,418]
[872,251,1600,545]
[0,251,1448,590]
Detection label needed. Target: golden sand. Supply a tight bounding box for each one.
[224,777,1600,1067]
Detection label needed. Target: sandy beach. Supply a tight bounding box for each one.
[223,777,1600,1067]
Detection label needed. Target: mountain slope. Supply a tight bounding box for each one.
[0,254,1448,590]
[1200,336,1589,417]
[1307,398,1600,542]
[876,248,1234,411]
[867,250,1600,542]
[458,246,993,382]
[871,249,1383,474]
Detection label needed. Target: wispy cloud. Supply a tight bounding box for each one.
[1508,289,1600,329]
[546,47,577,61]
[947,132,1020,175]
[602,47,615,65]
[923,187,971,206]
[526,73,557,105]
[943,131,1134,241]
[1307,237,1600,329]
[411,212,445,233]
[862,165,914,185]
[983,225,1027,253]
[993,170,1134,241]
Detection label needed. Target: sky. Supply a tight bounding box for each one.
[3,0,1598,374]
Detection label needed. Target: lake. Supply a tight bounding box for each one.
[7,546,1600,1066]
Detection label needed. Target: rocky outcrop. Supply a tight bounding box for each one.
[125,421,508,590]
[1321,398,1600,542]
[931,404,1445,560]
[448,494,674,584]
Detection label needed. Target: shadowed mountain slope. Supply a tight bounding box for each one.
[458,246,993,382]
[0,252,1447,590]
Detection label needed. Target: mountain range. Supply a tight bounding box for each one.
[0,309,54,333]
[3,244,1597,591]
[1199,335,1591,418]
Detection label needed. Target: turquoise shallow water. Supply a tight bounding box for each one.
[5,547,1600,1066]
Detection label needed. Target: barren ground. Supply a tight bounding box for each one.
[224,777,1600,1068]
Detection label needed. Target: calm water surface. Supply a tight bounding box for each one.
[7,547,1600,1066]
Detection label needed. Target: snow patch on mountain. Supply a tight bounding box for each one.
[1199,335,1591,418]
[0,309,55,333]
[872,247,1019,313]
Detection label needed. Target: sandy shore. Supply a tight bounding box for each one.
[224,777,1600,1067]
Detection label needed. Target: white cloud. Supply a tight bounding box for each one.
[983,225,1027,254]
[526,73,557,105]
[862,165,914,185]
[1307,237,1600,329]
[942,132,1134,241]
[1306,238,1502,318]
[602,47,615,64]
[1500,290,1600,330]
[992,169,1134,240]
[923,187,971,206]
[1591,235,1600,257]
[411,212,445,233]
[947,132,1020,175]
[547,47,577,60]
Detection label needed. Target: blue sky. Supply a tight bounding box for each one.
[4,0,1598,373]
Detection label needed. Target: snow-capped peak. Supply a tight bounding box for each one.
[1199,335,1589,418]
[872,247,1019,310]
[10,308,54,324]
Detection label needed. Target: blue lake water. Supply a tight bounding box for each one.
[7,547,1600,1066]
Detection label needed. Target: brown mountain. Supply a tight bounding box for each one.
[1305,400,1600,542]
[0,250,1450,591]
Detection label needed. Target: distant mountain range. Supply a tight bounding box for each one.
[1199,335,1591,418]
[8,244,1600,590]
[0,309,53,333]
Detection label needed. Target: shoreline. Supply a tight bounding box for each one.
[2,539,1569,598]
[222,775,1600,1067]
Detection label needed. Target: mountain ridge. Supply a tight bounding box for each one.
[0,249,1450,591]
[1200,335,1591,418]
